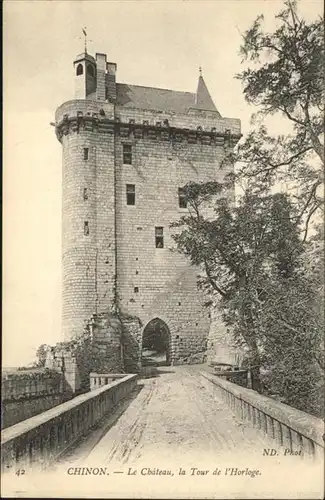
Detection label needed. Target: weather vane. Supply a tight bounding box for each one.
[81,27,92,53]
[199,66,203,76]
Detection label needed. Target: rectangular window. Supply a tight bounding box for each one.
[123,144,132,165]
[155,227,164,248]
[83,148,89,160]
[83,188,88,201]
[126,184,135,205]
[84,221,89,235]
[178,187,187,208]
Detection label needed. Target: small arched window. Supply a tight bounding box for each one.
[87,64,95,77]
[76,63,83,76]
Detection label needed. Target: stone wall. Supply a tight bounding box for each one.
[55,100,240,137]
[121,316,143,373]
[1,369,67,429]
[60,102,116,341]
[89,372,125,390]
[201,371,325,460]
[90,313,124,373]
[2,395,67,430]
[45,313,124,393]
[116,106,240,136]
[1,374,137,472]
[55,94,241,365]
[207,305,244,366]
[45,346,81,393]
[141,269,209,365]
[114,107,234,365]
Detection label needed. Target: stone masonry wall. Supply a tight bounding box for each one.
[121,316,143,373]
[45,347,81,393]
[2,395,67,429]
[1,369,66,429]
[143,268,209,365]
[207,305,244,366]
[56,97,241,365]
[60,102,116,341]
[115,106,234,364]
[62,131,97,340]
[45,313,124,393]
[90,313,124,373]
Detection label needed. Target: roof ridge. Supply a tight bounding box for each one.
[116,82,195,96]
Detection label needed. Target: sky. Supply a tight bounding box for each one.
[3,0,322,367]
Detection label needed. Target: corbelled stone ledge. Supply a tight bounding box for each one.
[1,374,137,472]
[201,371,324,460]
[54,99,241,144]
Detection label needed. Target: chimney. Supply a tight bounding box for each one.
[96,53,107,101]
[106,62,117,102]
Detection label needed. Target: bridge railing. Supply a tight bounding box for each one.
[1,373,137,472]
[202,371,324,460]
[89,372,126,391]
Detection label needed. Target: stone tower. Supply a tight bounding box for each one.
[55,50,241,370]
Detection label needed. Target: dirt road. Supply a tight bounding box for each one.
[60,365,277,469]
[8,366,321,499]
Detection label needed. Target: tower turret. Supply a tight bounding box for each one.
[55,46,241,371]
[55,51,117,341]
[73,52,96,99]
[195,68,220,114]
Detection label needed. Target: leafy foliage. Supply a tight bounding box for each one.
[172,1,325,409]
[173,184,303,387]
[230,0,324,239]
[34,344,49,367]
[255,249,324,416]
[172,178,324,415]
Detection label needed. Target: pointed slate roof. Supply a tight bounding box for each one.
[195,74,219,112]
[111,70,221,116]
[116,83,196,113]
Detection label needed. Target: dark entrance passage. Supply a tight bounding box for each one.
[142,318,171,367]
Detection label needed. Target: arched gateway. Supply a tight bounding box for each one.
[142,318,171,366]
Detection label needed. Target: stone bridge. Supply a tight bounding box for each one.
[1,366,324,498]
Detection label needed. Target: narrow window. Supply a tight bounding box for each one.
[76,63,83,76]
[123,144,132,165]
[155,227,164,248]
[87,64,94,77]
[84,221,89,235]
[126,184,135,205]
[83,188,88,201]
[178,187,187,208]
[134,286,139,293]
[83,148,89,160]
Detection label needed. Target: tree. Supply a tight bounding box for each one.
[229,0,324,240]
[256,253,324,417]
[172,181,324,414]
[171,0,324,414]
[172,182,305,391]
[34,344,49,367]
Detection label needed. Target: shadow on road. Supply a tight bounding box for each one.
[139,366,175,379]
[156,368,175,375]
[140,350,176,379]
[141,356,167,367]
[54,384,144,465]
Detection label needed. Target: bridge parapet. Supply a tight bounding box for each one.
[1,374,137,472]
[89,372,126,391]
[202,372,324,460]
